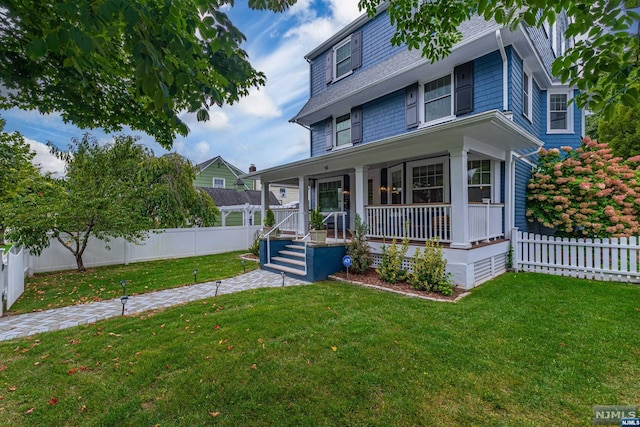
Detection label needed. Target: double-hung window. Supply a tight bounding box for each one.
[334,39,351,80]
[335,113,351,147]
[547,90,573,133]
[423,75,453,124]
[213,177,225,188]
[523,69,532,122]
[318,179,342,212]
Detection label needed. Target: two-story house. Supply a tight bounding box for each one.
[244,5,584,287]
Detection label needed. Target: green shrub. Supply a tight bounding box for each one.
[408,238,453,294]
[249,235,260,257]
[346,214,371,274]
[310,209,324,230]
[378,228,409,284]
[263,209,275,227]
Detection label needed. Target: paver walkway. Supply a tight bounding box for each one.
[0,270,309,342]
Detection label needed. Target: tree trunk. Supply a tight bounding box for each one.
[75,254,86,272]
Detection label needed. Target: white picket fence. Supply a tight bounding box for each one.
[1,246,29,312]
[512,228,640,282]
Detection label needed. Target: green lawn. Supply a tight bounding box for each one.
[9,251,257,315]
[0,272,638,426]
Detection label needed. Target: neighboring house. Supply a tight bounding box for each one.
[198,187,280,227]
[250,164,301,207]
[194,156,255,191]
[244,5,583,287]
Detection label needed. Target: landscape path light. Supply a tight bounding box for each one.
[215,280,221,296]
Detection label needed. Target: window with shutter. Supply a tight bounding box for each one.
[454,61,473,115]
[350,106,362,144]
[405,83,419,128]
[423,75,453,123]
[326,31,362,84]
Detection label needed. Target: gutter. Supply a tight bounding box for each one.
[495,29,509,112]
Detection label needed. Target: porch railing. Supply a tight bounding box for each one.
[469,203,504,243]
[365,204,452,242]
[365,203,504,244]
[272,208,299,232]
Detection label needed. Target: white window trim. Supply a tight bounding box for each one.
[332,113,353,151]
[522,67,533,123]
[418,72,455,129]
[316,177,344,212]
[213,177,225,188]
[332,36,353,83]
[406,156,450,204]
[547,89,574,134]
[465,157,500,203]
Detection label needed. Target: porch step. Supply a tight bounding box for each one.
[271,256,306,267]
[263,263,306,276]
[285,244,306,252]
[278,250,306,258]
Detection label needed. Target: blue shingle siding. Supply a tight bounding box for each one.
[514,158,533,231]
[509,48,544,138]
[465,50,503,116]
[310,121,327,157]
[309,10,405,99]
[362,89,406,143]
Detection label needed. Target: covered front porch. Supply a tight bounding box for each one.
[245,111,542,287]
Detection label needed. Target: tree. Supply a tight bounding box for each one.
[0,119,42,243]
[0,0,296,149]
[597,103,640,159]
[4,134,219,271]
[358,0,640,119]
[526,137,640,238]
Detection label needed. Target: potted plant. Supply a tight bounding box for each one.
[309,209,327,243]
[263,208,275,234]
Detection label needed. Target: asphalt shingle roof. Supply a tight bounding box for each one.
[198,187,280,207]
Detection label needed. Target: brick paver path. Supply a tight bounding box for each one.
[0,270,309,342]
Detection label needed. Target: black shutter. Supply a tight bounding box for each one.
[454,61,474,115]
[325,118,333,151]
[351,106,362,144]
[405,83,419,128]
[350,31,362,70]
[325,52,333,84]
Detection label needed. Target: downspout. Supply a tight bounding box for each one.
[495,29,508,112]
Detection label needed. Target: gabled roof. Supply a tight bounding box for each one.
[198,187,280,207]
[291,15,500,126]
[197,156,248,182]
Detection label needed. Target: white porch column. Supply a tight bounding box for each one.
[504,151,514,239]
[354,166,368,225]
[261,181,270,226]
[449,149,471,249]
[298,176,309,234]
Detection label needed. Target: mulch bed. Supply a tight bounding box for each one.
[331,268,469,302]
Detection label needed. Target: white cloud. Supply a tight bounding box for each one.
[25,138,66,177]
[233,87,282,118]
[181,109,230,131]
[327,0,363,27]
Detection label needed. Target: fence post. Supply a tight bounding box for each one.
[511,227,519,272]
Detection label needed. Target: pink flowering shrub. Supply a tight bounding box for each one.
[526,137,640,237]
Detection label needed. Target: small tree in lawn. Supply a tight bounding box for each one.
[4,134,219,271]
[346,214,371,274]
[526,137,640,238]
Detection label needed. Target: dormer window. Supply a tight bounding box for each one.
[335,39,352,80]
[325,31,362,84]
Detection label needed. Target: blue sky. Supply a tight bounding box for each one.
[1,0,363,176]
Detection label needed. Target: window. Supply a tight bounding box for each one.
[334,38,351,80]
[318,179,342,212]
[213,178,225,188]
[388,165,403,205]
[467,160,491,202]
[423,75,453,123]
[335,113,351,147]
[547,91,573,133]
[279,187,286,198]
[412,163,444,203]
[523,69,532,121]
